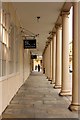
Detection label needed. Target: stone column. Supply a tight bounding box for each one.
[50,40,53,81]
[42,52,44,72]
[69,2,80,111]
[54,25,62,89]
[47,43,51,80]
[45,46,48,78]
[44,49,46,75]
[51,33,56,84]
[43,49,47,75]
[59,11,71,95]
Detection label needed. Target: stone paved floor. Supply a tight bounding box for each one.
[2,72,78,119]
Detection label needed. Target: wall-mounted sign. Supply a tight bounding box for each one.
[31,55,37,59]
[24,39,36,49]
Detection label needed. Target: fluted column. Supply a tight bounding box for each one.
[54,25,62,89]
[59,11,71,95]
[69,2,80,111]
[51,33,56,84]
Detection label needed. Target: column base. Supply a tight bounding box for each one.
[54,85,61,89]
[48,79,52,81]
[59,90,71,96]
[68,104,80,111]
[50,81,55,84]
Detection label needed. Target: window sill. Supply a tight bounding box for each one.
[0,72,19,82]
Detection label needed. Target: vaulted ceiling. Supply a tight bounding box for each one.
[13,2,65,55]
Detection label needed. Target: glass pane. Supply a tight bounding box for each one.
[3,28,6,44]
[2,44,6,60]
[0,42,2,59]
[2,60,6,76]
[8,61,14,74]
[0,59,2,77]
[6,14,10,31]
[0,25,3,42]
[16,62,19,72]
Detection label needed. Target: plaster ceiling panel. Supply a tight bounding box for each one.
[13,2,64,55]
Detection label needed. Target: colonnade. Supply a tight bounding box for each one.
[43,2,80,111]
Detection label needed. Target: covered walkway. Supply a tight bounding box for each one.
[2,72,78,118]
[0,2,80,119]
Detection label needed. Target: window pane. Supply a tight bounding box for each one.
[2,60,6,76]
[8,61,14,74]
[3,29,7,44]
[0,59,2,77]
[2,44,6,60]
[0,42,2,59]
[6,13,10,31]
[0,25,3,42]
[16,62,19,72]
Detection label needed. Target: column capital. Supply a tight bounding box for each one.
[49,31,56,39]
[46,40,50,47]
[49,31,56,37]
[55,24,62,30]
[52,31,56,36]
[60,11,70,17]
[47,36,53,41]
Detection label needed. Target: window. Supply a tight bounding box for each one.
[0,9,20,78]
[0,42,2,76]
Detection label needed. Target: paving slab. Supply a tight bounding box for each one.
[2,71,78,119]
